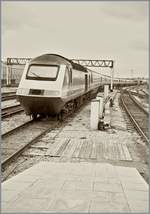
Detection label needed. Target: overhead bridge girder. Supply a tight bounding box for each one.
[7,58,32,65]
[6,57,114,91]
[72,59,113,68]
[7,58,114,68]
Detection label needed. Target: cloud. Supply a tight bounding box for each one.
[101,1,148,22]
[1,1,148,78]
[132,40,149,52]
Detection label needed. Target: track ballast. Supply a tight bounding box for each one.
[120,89,149,143]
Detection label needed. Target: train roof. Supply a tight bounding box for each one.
[30,54,87,73]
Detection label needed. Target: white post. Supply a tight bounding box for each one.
[6,66,9,86]
[99,97,104,119]
[96,96,104,119]
[96,94,104,118]
[9,67,12,85]
[110,67,114,91]
[90,99,99,130]
[104,85,109,100]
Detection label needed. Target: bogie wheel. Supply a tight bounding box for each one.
[32,113,38,120]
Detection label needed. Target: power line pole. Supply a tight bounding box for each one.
[131,69,134,79]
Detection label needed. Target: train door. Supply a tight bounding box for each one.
[63,67,70,92]
[91,73,93,83]
[89,74,91,88]
[68,68,72,87]
[85,74,88,91]
[62,67,73,97]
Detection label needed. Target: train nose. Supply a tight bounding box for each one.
[17,95,63,116]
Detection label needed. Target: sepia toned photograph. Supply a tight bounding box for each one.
[1,1,149,213]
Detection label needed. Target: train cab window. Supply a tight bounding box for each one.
[26,64,59,81]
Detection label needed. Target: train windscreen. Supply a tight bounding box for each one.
[26,65,59,81]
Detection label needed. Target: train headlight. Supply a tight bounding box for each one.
[16,88,29,95]
[44,90,60,96]
[16,88,22,95]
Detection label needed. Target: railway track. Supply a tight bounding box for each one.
[141,89,149,98]
[2,104,24,119]
[130,90,147,99]
[1,94,92,176]
[2,90,108,180]
[120,89,149,144]
[1,119,59,170]
[2,92,16,101]
[1,98,89,172]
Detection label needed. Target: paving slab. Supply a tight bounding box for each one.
[2,161,149,213]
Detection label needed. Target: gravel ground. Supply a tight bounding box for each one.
[2,99,20,109]
[2,113,31,135]
[1,87,17,93]
[1,90,31,135]
[133,95,149,111]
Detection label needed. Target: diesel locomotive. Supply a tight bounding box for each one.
[16,54,110,119]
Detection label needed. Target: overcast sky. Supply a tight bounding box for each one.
[2,1,148,78]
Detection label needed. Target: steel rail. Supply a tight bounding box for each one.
[120,90,149,144]
[129,91,146,99]
[128,91,149,115]
[2,120,33,138]
[2,104,24,119]
[2,126,57,170]
[141,89,149,97]
[1,120,59,170]
[1,92,92,171]
[2,92,16,101]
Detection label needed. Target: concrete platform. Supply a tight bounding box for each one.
[2,162,148,213]
[24,91,133,162]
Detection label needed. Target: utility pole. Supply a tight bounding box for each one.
[110,67,114,92]
[131,69,134,79]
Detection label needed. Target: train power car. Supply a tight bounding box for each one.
[16,54,109,119]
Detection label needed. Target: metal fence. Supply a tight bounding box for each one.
[1,61,24,87]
